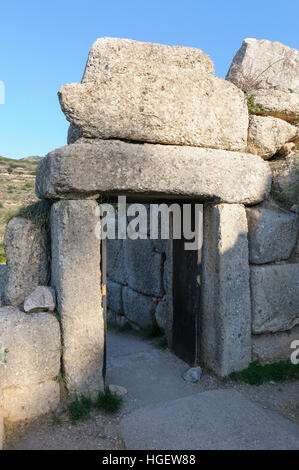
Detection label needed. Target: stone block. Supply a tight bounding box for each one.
[251,264,299,333]
[59,38,248,151]
[252,325,299,364]
[0,307,61,388]
[36,140,272,205]
[123,287,156,329]
[2,382,60,423]
[201,203,251,376]
[4,217,49,306]
[107,280,122,315]
[247,115,298,159]
[24,286,56,313]
[246,204,298,264]
[124,239,163,297]
[51,200,105,396]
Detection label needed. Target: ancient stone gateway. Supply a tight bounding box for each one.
[1,38,298,432]
[35,138,272,393]
[34,37,297,395]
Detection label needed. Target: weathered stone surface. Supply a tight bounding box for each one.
[120,389,299,450]
[51,200,105,396]
[269,153,299,208]
[123,287,156,329]
[4,217,50,306]
[0,307,61,388]
[201,204,251,376]
[252,325,299,364]
[107,239,127,285]
[67,123,82,144]
[247,116,298,159]
[108,384,127,397]
[36,140,272,205]
[182,367,202,383]
[251,264,299,334]
[0,265,7,292]
[276,142,296,158]
[82,37,215,81]
[59,38,248,150]
[124,239,163,297]
[59,77,248,151]
[226,38,299,94]
[2,382,60,423]
[246,204,298,264]
[24,286,56,313]
[107,280,122,315]
[250,90,299,123]
[155,297,168,332]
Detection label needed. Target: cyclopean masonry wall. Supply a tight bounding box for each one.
[0,38,298,447]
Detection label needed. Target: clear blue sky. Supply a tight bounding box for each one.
[0,0,298,159]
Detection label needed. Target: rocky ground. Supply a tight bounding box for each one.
[4,330,299,450]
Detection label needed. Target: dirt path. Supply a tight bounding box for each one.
[4,330,299,449]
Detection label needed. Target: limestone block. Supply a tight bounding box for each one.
[124,239,163,297]
[226,38,299,94]
[51,200,105,396]
[155,297,168,332]
[201,203,251,376]
[247,115,298,159]
[252,325,299,364]
[251,264,299,333]
[0,307,61,388]
[246,204,298,264]
[36,140,272,205]
[4,217,50,306]
[59,38,248,151]
[2,382,60,423]
[107,239,127,285]
[250,90,299,123]
[123,287,156,329]
[269,153,299,209]
[107,280,122,315]
[24,286,56,313]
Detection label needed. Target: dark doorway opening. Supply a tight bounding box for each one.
[172,203,202,366]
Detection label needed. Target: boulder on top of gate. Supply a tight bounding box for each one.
[58,37,248,151]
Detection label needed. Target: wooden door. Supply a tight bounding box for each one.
[172,204,202,365]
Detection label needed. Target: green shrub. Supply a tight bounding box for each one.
[94,388,123,415]
[231,360,299,386]
[67,389,123,423]
[247,94,262,113]
[67,395,94,423]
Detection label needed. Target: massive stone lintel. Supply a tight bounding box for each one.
[36,140,272,205]
[200,203,251,376]
[51,200,105,396]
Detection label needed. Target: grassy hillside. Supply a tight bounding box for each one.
[0,155,41,263]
